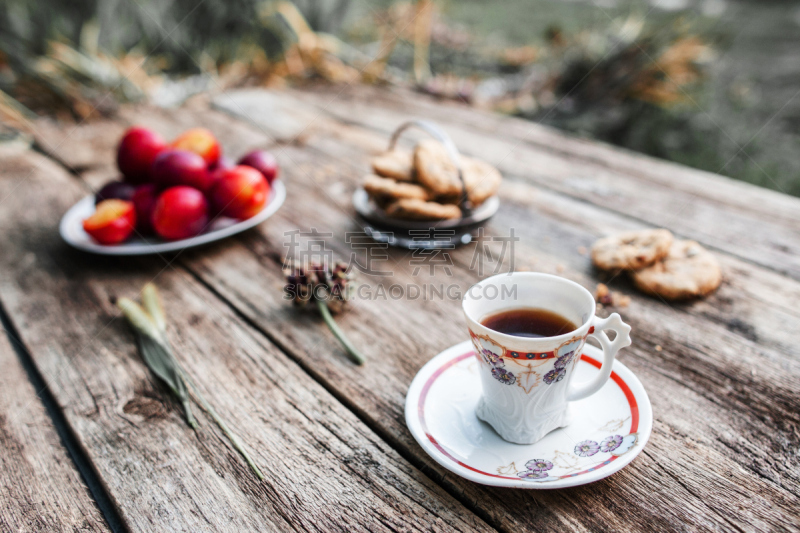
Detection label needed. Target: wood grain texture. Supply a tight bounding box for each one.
[23,90,800,532]
[186,154,800,532]
[296,83,800,224]
[0,329,108,533]
[286,84,800,281]
[115,97,799,532]
[0,150,491,532]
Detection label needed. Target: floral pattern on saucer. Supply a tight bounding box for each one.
[517,458,554,480]
[575,440,600,457]
[600,435,624,453]
[405,341,652,489]
[516,433,640,482]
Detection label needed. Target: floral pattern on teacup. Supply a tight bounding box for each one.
[470,333,504,365]
[540,337,584,386]
[469,333,519,384]
[543,367,566,384]
[558,338,583,359]
[491,367,516,385]
[515,366,542,393]
[469,329,591,390]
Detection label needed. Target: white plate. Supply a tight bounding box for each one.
[405,341,652,489]
[59,179,286,256]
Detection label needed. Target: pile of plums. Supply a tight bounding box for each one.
[82,126,279,245]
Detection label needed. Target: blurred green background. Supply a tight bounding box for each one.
[2,0,798,196]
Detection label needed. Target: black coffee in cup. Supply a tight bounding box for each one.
[481,307,577,338]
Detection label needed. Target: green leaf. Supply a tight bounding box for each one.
[117,285,265,479]
[142,283,167,335]
[136,331,197,428]
[116,297,162,342]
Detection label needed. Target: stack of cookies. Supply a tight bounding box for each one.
[591,229,722,300]
[364,139,502,220]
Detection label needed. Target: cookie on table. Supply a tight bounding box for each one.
[463,157,502,206]
[363,175,429,203]
[414,139,463,196]
[591,229,674,270]
[384,198,462,220]
[415,140,502,205]
[371,149,414,181]
[632,240,721,300]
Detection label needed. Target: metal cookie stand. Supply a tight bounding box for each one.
[352,120,499,249]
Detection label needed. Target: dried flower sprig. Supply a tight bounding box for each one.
[116,283,264,480]
[284,261,365,365]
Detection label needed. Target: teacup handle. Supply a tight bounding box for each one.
[566,313,632,402]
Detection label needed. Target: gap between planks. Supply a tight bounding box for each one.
[1,145,498,532]
[178,258,507,533]
[30,137,508,533]
[0,300,122,533]
[28,95,800,532]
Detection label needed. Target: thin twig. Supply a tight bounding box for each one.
[182,372,265,480]
[316,299,366,365]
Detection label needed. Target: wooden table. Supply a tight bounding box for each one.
[1,84,798,532]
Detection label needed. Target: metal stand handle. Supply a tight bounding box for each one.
[387,120,473,214]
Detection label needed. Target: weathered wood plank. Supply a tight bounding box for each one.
[0,321,108,532]
[290,117,800,361]
[0,149,493,532]
[196,93,800,373]
[182,149,800,531]
[32,119,127,174]
[30,95,800,531]
[298,83,800,225]
[279,85,800,281]
[209,89,329,142]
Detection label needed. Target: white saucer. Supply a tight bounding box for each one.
[59,179,286,256]
[405,341,652,489]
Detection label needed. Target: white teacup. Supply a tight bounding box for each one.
[463,272,632,444]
